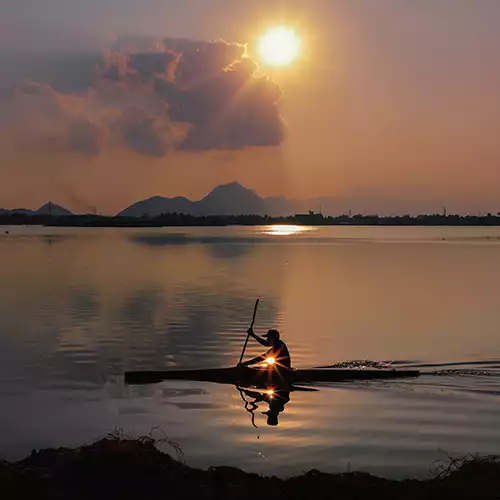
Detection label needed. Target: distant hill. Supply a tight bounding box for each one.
[118,182,347,217]
[118,196,194,218]
[197,182,265,215]
[120,182,272,217]
[36,202,73,216]
[0,203,71,216]
[0,208,35,215]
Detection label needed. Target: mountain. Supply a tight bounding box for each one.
[36,202,73,216]
[118,182,346,217]
[119,196,195,217]
[0,208,35,215]
[119,183,270,217]
[197,182,265,215]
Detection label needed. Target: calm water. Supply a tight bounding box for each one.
[1,225,500,478]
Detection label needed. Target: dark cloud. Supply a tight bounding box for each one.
[1,37,285,157]
[174,40,246,88]
[116,106,175,157]
[156,52,283,150]
[174,60,283,150]
[129,52,178,83]
[98,51,132,83]
[44,54,102,94]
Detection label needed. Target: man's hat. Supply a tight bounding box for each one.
[263,329,280,339]
[262,410,279,426]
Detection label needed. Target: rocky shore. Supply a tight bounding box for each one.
[1,435,499,499]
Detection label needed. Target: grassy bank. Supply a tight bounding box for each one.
[1,434,499,499]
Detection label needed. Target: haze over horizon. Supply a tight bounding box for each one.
[1,1,500,215]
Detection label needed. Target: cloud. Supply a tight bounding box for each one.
[2,82,103,155]
[115,106,175,157]
[129,51,179,83]
[1,37,284,157]
[164,57,284,150]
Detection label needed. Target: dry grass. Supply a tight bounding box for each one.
[1,435,500,499]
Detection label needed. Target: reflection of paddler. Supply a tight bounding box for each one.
[241,387,291,426]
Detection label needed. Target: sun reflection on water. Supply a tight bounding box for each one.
[262,225,314,236]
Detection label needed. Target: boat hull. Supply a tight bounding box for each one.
[124,366,420,386]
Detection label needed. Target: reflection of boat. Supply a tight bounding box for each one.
[124,365,420,386]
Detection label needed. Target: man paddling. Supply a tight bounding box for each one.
[238,328,292,369]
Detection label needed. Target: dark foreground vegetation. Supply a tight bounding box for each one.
[3,212,500,227]
[1,435,499,500]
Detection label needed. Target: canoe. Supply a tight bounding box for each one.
[124,365,420,386]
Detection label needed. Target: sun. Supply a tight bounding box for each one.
[258,27,301,66]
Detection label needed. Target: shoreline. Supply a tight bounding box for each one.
[3,213,500,228]
[1,435,499,499]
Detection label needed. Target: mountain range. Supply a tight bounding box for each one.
[119,182,327,217]
[0,202,73,217]
[1,184,322,217]
[1,183,448,217]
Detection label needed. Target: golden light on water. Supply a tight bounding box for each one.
[263,225,313,236]
[258,27,301,66]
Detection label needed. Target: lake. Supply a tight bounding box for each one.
[1,225,500,478]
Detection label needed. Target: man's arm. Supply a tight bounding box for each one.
[240,354,266,367]
[242,388,264,401]
[247,327,270,347]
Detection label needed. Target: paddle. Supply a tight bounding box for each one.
[238,299,260,365]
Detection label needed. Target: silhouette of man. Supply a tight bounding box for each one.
[239,328,292,369]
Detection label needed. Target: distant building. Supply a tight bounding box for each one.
[294,210,325,224]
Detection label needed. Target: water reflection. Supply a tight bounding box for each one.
[238,386,291,427]
[262,225,314,236]
[129,233,253,260]
[2,226,500,476]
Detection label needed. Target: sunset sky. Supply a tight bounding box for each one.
[1,0,500,214]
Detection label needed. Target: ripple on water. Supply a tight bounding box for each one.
[2,226,500,475]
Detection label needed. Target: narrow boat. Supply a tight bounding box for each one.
[124,365,420,386]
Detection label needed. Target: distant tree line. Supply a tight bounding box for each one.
[3,212,500,227]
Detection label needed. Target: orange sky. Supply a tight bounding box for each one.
[1,1,500,214]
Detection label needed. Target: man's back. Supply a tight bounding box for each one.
[270,339,292,369]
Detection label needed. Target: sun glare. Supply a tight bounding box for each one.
[258,27,301,66]
[263,225,313,236]
[265,357,276,365]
